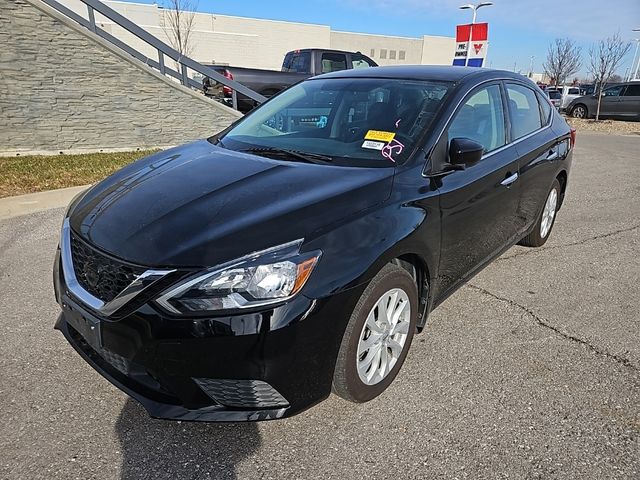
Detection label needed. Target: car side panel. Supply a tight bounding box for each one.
[620,89,640,118]
[433,144,521,301]
[514,123,566,235]
[301,164,441,303]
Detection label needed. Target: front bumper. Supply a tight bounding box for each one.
[54,249,363,422]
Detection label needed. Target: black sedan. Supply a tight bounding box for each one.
[54,66,574,422]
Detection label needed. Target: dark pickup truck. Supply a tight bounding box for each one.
[203,48,377,111]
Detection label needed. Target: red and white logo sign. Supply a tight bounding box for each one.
[452,22,489,67]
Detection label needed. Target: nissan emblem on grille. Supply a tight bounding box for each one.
[82,260,102,289]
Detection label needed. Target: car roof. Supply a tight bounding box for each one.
[295,48,363,56]
[314,65,528,84]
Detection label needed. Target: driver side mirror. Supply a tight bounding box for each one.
[449,138,484,168]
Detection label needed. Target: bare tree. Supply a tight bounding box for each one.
[588,32,632,120]
[543,38,582,87]
[161,0,198,63]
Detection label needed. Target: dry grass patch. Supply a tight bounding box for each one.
[0,150,159,198]
[565,117,640,135]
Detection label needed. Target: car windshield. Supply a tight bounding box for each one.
[218,77,452,166]
[547,91,561,99]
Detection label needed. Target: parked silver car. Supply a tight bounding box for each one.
[567,82,640,120]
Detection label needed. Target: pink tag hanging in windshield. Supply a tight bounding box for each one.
[381,139,404,163]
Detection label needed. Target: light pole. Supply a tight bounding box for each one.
[529,55,535,78]
[459,2,493,67]
[631,28,640,81]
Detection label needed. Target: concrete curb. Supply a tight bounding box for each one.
[0,185,90,221]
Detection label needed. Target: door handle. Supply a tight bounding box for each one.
[501,172,518,186]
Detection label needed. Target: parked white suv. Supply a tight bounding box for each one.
[557,85,582,110]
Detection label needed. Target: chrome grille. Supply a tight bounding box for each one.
[70,232,145,303]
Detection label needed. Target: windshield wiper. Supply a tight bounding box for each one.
[240,147,333,164]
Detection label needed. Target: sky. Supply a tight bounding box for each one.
[122,0,639,78]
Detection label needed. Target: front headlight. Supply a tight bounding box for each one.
[156,239,320,315]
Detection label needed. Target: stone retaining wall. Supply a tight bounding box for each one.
[0,0,241,155]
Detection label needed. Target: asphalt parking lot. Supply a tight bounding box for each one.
[1,133,638,480]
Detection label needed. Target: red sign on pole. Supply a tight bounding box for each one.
[453,22,489,67]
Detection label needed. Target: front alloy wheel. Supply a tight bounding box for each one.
[333,263,418,403]
[571,105,587,118]
[356,288,411,385]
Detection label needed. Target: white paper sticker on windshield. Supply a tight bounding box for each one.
[362,140,385,151]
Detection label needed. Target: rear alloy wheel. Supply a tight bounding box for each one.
[333,263,418,403]
[571,104,587,118]
[519,179,561,247]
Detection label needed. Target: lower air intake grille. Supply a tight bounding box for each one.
[99,348,131,375]
[193,378,289,408]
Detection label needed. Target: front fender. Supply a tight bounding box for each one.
[301,199,440,302]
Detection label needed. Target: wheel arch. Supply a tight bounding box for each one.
[346,242,435,332]
[556,169,568,208]
[390,254,431,330]
[571,103,588,118]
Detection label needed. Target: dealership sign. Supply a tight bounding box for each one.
[452,23,488,67]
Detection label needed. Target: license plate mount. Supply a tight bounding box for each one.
[65,305,103,350]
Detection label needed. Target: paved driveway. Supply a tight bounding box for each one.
[1,133,638,479]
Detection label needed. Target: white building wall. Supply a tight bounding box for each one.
[330,31,424,65]
[58,0,454,70]
[421,36,456,65]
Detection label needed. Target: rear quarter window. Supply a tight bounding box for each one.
[537,92,552,126]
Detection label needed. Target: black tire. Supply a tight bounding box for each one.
[519,179,561,247]
[332,263,418,403]
[571,104,588,119]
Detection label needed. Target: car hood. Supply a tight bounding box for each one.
[69,140,394,268]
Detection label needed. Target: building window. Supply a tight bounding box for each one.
[399,50,406,60]
[389,50,396,60]
[370,48,375,57]
[380,49,387,59]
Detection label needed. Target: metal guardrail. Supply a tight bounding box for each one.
[40,0,267,109]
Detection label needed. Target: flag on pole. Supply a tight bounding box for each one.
[452,22,489,67]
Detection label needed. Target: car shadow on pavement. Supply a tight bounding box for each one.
[115,399,261,479]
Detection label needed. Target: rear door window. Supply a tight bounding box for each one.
[321,53,348,73]
[505,83,543,140]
